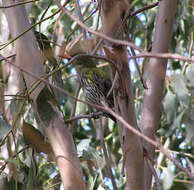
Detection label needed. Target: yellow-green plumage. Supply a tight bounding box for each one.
[66,38,115,120]
[76,61,115,121]
[77,64,114,107]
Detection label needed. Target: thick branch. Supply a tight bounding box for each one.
[2,0,86,189]
[100,1,145,189]
[140,0,178,189]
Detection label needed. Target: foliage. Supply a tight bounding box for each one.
[0,0,193,189]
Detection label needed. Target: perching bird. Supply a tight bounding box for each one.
[65,37,115,121]
[34,31,65,104]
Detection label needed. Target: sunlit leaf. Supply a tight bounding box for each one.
[185,121,194,145]
[0,119,11,140]
[77,138,91,156]
[166,110,185,137]
[163,167,174,190]
[171,74,190,107]
[185,64,194,86]
[163,89,177,124]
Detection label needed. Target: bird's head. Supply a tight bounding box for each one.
[66,37,96,56]
[63,37,97,70]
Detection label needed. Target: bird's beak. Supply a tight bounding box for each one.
[58,52,72,60]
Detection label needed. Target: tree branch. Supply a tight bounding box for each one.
[99,118,118,190]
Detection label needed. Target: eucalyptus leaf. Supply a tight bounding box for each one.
[0,119,11,140]
[76,89,88,115]
[6,158,20,167]
[60,14,73,37]
[185,64,194,86]
[171,74,190,107]
[77,138,91,156]
[163,90,177,124]
[163,167,174,190]
[185,121,194,145]
[1,0,193,188]
[89,174,98,190]
[166,110,185,137]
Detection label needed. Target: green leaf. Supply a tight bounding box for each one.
[89,174,98,190]
[36,87,57,126]
[166,110,185,137]
[25,165,41,190]
[6,158,20,167]
[171,74,190,107]
[163,90,177,124]
[0,119,11,140]
[60,14,73,37]
[163,167,174,190]
[185,64,194,86]
[185,121,194,145]
[76,89,88,115]
[77,139,91,156]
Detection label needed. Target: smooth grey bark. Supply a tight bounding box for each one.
[3,1,86,189]
[140,0,178,189]
[100,1,145,189]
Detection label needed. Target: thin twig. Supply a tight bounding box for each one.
[0,101,26,147]
[128,53,194,63]
[0,0,39,9]
[54,0,143,52]
[129,47,148,89]
[173,179,194,185]
[1,1,192,64]
[99,118,118,190]
[54,0,194,64]
[130,2,159,17]
[106,71,118,98]
[69,83,81,132]
[75,0,86,38]
[0,0,72,50]
[38,0,54,32]
[0,145,30,173]
[124,23,148,89]
[2,54,194,179]
[91,39,103,55]
[70,83,81,119]
[1,98,25,102]
[101,102,194,180]
[156,149,194,159]
[62,74,77,81]
[65,111,104,123]
[59,53,123,82]
[146,158,161,190]
[0,54,16,61]
[0,9,61,51]
[1,54,113,112]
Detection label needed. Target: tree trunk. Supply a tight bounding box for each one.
[100,1,145,189]
[140,0,178,189]
[3,0,86,189]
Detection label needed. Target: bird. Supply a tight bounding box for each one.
[64,37,115,121]
[34,31,65,104]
